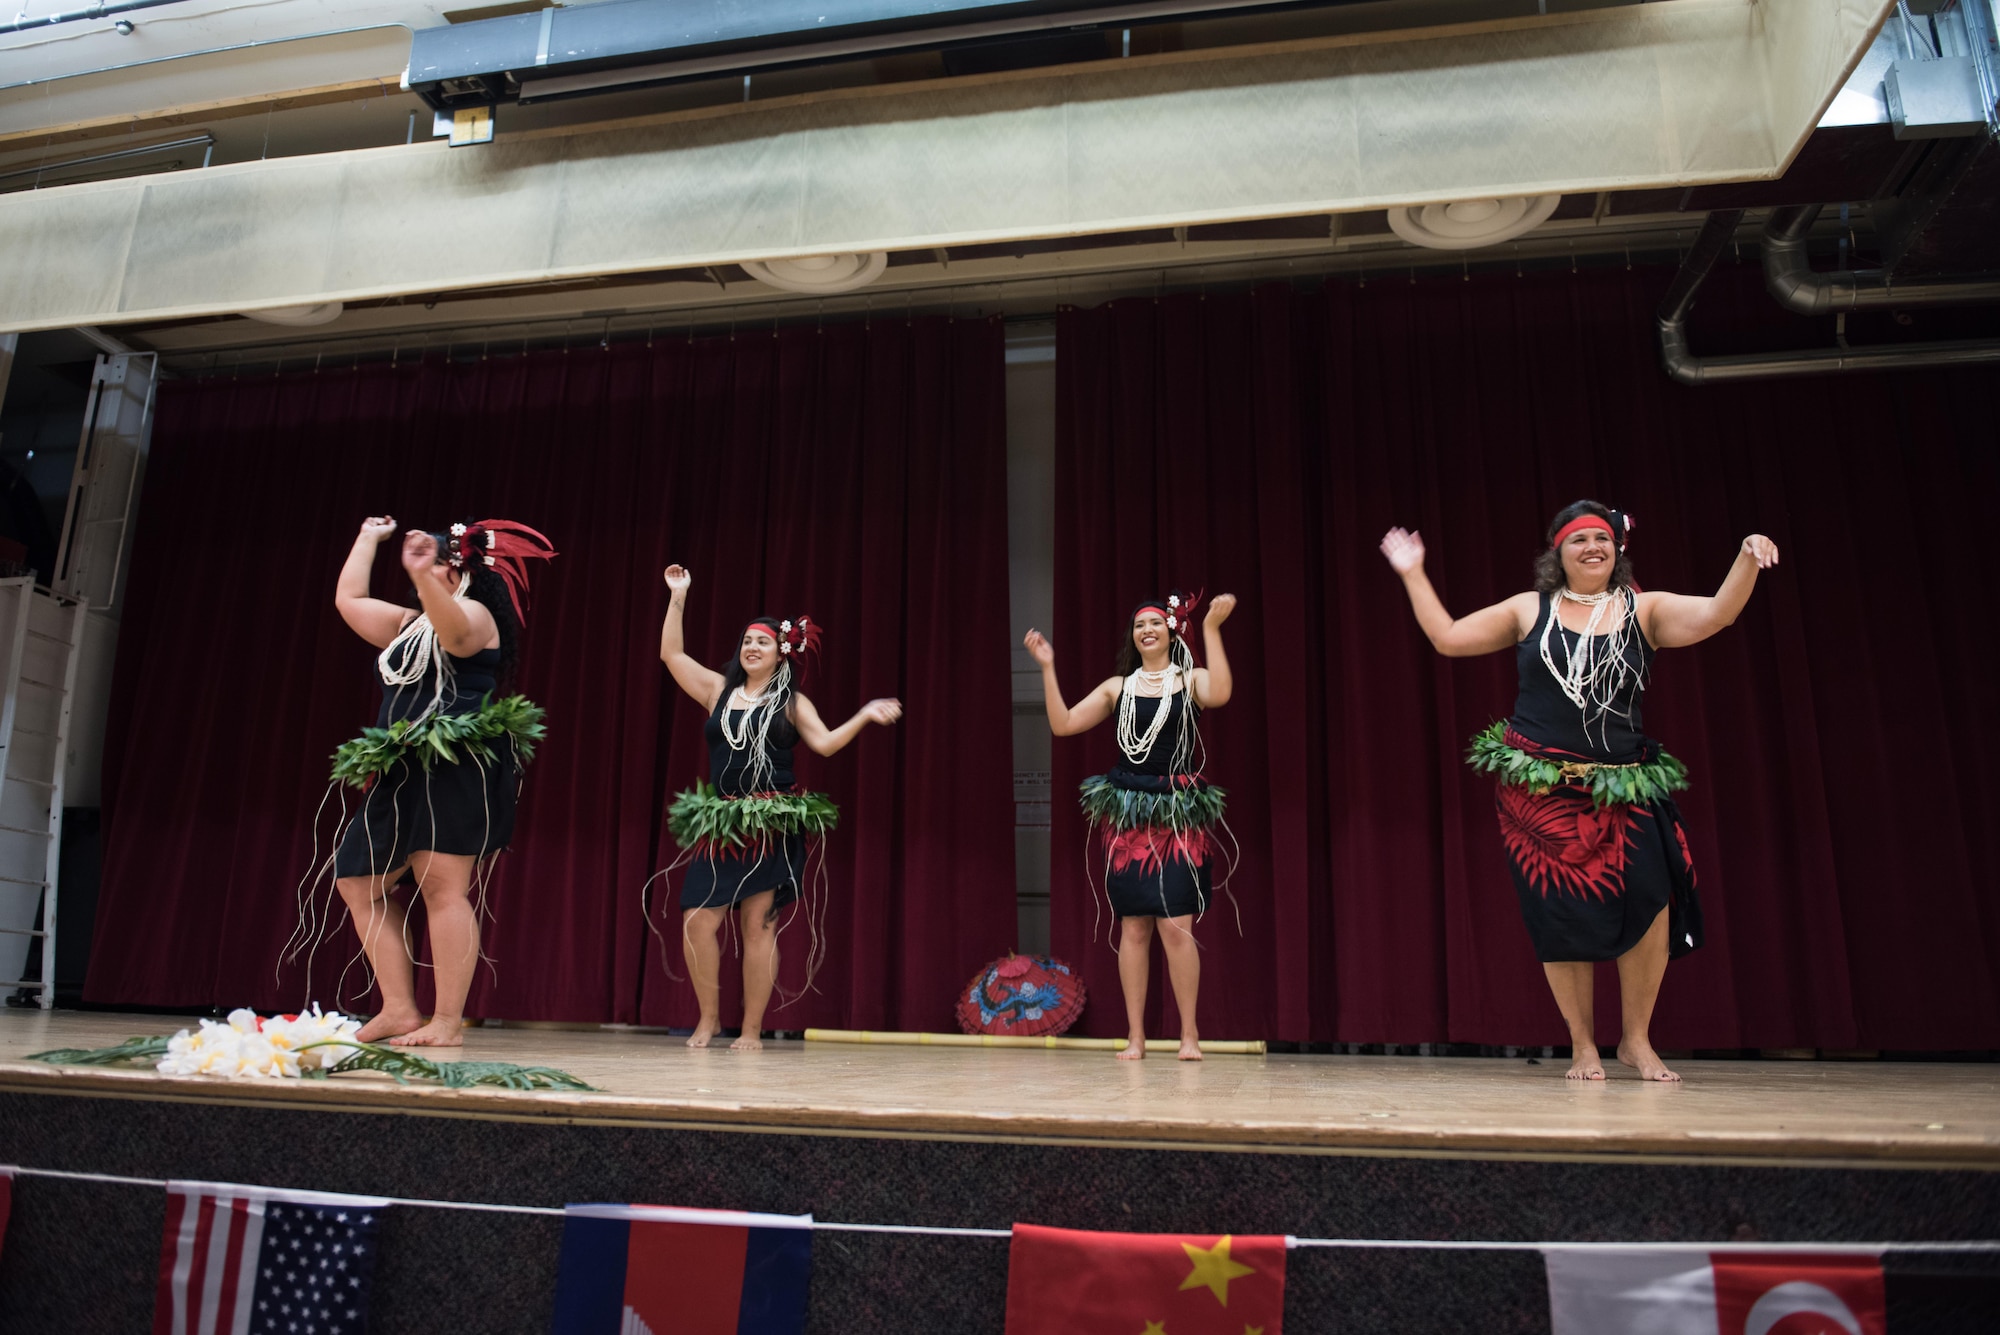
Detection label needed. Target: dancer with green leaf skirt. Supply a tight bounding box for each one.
[656,564,902,1051]
[1382,502,1778,1082]
[1024,589,1237,1062]
[323,515,555,1048]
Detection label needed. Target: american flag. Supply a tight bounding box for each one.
[152,1182,390,1335]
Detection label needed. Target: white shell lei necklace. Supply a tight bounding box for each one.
[376,571,475,725]
[1539,584,1647,742]
[1116,663,1181,763]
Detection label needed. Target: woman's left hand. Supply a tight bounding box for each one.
[1741,534,1780,569]
[861,698,904,726]
[1204,593,1237,627]
[401,529,441,576]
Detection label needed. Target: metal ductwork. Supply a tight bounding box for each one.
[1658,209,2000,385]
[1762,204,2000,314]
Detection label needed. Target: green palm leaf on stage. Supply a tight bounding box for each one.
[298,1042,593,1090]
[27,1036,593,1091]
[26,1035,171,1065]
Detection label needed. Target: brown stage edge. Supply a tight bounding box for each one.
[3,1013,1996,1168]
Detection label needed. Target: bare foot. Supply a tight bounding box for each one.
[1617,1039,1681,1082]
[729,1032,763,1052]
[1178,1036,1203,1062]
[354,1009,423,1044]
[1567,1045,1606,1081]
[1117,1033,1147,1061]
[387,1017,464,1048]
[687,1021,720,1049]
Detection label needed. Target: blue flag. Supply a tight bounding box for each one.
[550,1204,812,1335]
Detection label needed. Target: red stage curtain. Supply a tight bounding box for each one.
[87,319,1016,1031]
[1052,267,2000,1050]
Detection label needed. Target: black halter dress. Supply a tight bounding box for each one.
[678,695,806,912]
[1495,592,1703,962]
[332,637,518,878]
[1088,687,1217,920]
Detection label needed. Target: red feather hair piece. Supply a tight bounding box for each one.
[448,520,558,625]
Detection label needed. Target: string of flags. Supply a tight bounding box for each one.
[3,1165,1994,1334]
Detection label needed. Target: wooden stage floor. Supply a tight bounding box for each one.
[2,1010,1996,1169]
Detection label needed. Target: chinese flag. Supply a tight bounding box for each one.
[1004,1223,1287,1335]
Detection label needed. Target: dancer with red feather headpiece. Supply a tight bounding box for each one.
[1382,501,1778,1082]
[317,515,557,1048]
[1023,588,1238,1061]
[653,564,902,1052]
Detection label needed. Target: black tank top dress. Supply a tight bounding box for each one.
[679,696,805,912]
[333,638,518,878]
[1100,690,1213,920]
[1498,592,1702,962]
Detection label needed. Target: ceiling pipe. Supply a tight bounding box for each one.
[3,0,193,36]
[1763,205,2000,313]
[1658,209,2000,385]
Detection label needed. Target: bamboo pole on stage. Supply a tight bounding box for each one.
[803,1029,1265,1055]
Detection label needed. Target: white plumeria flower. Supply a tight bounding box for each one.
[780,620,792,632]
[451,523,467,536]
[226,1007,260,1034]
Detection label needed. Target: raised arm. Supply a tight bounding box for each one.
[403,530,496,656]
[1023,629,1120,736]
[789,692,903,757]
[334,516,416,648]
[1638,535,1779,649]
[1380,528,1537,657]
[1191,593,1236,708]
[659,564,727,709]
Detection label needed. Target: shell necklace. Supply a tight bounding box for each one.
[718,682,770,751]
[1117,664,1181,763]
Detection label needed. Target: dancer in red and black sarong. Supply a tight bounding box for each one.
[1382,503,1778,1081]
[655,564,902,1051]
[1023,590,1236,1061]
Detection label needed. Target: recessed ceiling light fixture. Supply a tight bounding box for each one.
[241,302,344,327]
[1386,196,1562,250]
[740,253,888,294]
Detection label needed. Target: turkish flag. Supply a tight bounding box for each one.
[1545,1247,1886,1334]
[1713,1254,1885,1335]
[1004,1223,1287,1334]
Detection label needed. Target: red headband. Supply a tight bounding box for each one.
[1551,516,1616,551]
[1133,605,1169,622]
[743,616,821,663]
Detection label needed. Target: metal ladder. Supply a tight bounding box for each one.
[0,580,86,1006]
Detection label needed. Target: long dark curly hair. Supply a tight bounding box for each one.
[422,530,524,689]
[1532,501,1638,595]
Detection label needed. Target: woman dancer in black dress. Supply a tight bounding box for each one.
[658,564,902,1051]
[330,515,555,1047]
[1381,502,1777,1081]
[1024,591,1236,1060]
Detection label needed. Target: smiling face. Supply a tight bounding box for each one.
[739,626,779,675]
[1559,525,1617,592]
[1131,609,1171,663]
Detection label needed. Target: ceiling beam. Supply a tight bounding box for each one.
[0,0,1891,333]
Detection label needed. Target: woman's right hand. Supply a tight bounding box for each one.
[359,515,398,544]
[1023,629,1055,667]
[664,564,692,595]
[1379,527,1426,576]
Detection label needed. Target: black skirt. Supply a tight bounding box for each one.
[1495,783,1703,963]
[1106,850,1212,920]
[333,740,518,879]
[679,836,805,912]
